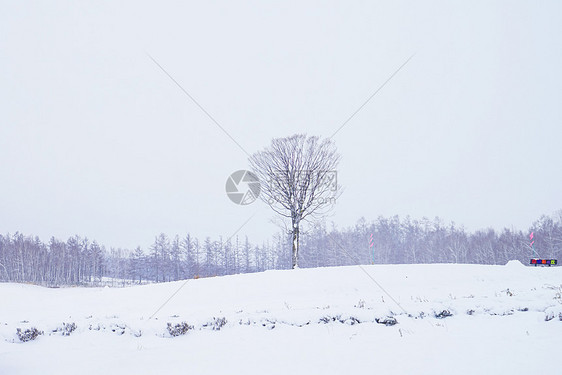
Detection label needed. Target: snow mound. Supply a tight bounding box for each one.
[505,260,525,268]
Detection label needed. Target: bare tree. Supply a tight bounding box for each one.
[249,134,340,269]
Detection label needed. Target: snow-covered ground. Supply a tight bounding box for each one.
[1,261,561,375]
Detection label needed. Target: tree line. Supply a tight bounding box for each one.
[1,212,560,286]
[300,213,561,267]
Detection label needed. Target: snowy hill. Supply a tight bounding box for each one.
[1,262,561,375]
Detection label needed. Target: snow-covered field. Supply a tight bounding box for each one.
[1,261,561,375]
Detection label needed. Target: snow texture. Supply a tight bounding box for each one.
[1,262,561,374]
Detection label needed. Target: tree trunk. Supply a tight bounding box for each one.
[291,221,300,269]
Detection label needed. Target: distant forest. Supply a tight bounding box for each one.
[1,212,561,286]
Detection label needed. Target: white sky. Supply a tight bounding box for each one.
[1,1,561,249]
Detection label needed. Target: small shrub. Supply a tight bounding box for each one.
[260,319,276,330]
[435,310,453,319]
[319,315,360,325]
[375,316,398,326]
[203,317,227,331]
[167,322,193,337]
[111,323,126,335]
[355,300,366,309]
[60,322,77,336]
[544,311,562,322]
[344,316,361,325]
[319,315,342,324]
[16,327,43,342]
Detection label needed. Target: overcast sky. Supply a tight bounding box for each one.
[1,1,561,249]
